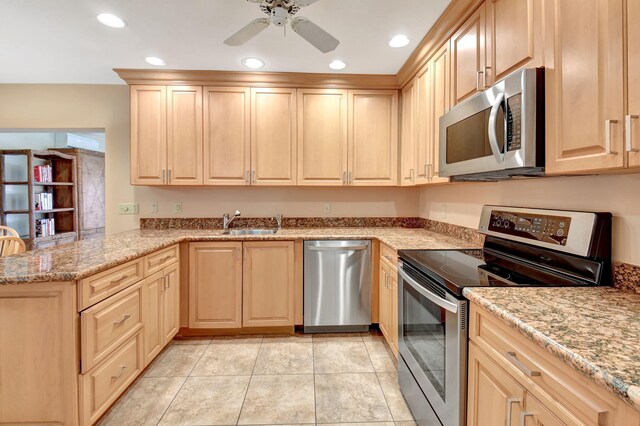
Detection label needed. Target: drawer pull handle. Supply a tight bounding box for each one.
[111,365,127,380]
[113,314,131,326]
[111,274,129,283]
[152,254,172,264]
[506,351,541,377]
[506,397,520,426]
[383,255,394,262]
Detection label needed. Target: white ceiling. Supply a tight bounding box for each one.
[0,0,451,84]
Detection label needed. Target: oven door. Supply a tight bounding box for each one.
[398,262,467,426]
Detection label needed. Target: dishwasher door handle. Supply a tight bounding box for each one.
[307,245,369,251]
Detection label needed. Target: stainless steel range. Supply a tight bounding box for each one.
[397,206,612,426]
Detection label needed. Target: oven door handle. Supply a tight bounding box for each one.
[488,92,505,164]
[398,266,458,314]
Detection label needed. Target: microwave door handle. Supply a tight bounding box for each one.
[488,92,505,163]
[398,265,458,314]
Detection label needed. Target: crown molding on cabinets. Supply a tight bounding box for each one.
[396,0,484,87]
[113,69,400,90]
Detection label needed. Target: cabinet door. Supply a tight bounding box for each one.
[450,4,486,105]
[243,241,295,327]
[162,262,180,344]
[486,0,542,85]
[167,86,203,185]
[378,261,390,339]
[522,394,566,426]
[297,89,348,186]
[251,88,297,185]
[188,242,242,328]
[430,43,451,184]
[141,271,164,366]
[130,85,167,185]
[389,265,398,356]
[203,87,251,185]
[348,90,399,186]
[627,1,640,168]
[546,0,624,173]
[400,79,418,186]
[467,342,525,426]
[415,62,432,185]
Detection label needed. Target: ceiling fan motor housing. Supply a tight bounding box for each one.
[260,0,301,26]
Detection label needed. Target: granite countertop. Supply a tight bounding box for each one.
[0,227,480,284]
[464,286,640,410]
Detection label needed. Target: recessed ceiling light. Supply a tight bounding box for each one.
[329,60,346,70]
[96,13,126,28]
[389,34,410,48]
[145,56,166,66]
[242,57,265,69]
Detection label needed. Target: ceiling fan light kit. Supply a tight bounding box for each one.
[225,0,339,53]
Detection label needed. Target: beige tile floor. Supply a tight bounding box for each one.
[99,333,417,426]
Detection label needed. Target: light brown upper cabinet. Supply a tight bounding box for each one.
[251,88,297,185]
[429,43,451,184]
[626,0,640,168]
[348,90,399,186]
[485,0,544,85]
[450,3,486,105]
[188,242,243,329]
[131,85,202,185]
[415,62,432,185]
[167,86,203,185]
[400,79,418,186]
[545,0,625,174]
[203,87,251,185]
[130,85,167,185]
[297,89,348,186]
[242,241,295,327]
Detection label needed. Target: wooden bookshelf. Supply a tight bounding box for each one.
[0,150,79,250]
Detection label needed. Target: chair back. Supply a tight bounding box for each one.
[0,226,19,238]
[0,236,26,257]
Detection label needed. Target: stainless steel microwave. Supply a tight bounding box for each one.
[439,68,545,181]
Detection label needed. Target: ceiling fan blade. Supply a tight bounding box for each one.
[290,17,339,53]
[224,18,270,46]
[294,0,320,6]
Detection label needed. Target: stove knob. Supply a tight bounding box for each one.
[557,229,564,237]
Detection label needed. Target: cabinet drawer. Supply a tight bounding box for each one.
[144,245,179,276]
[380,243,397,266]
[81,283,143,373]
[79,259,144,311]
[469,304,617,426]
[80,332,143,426]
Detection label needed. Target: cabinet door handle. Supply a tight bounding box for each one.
[506,397,520,426]
[626,115,640,152]
[484,66,491,86]
[168,169,172,183]
[409,169,414,182]
[605,119,619,155]
[342,171,347,184]
[165,274,170,289]
[506,351,541,377]
[111,365,127,380]
[251,170,256,183]
[476,70,484,91]
[113,314,131,326]
[162,169,166,184]
[244,170,250,183]
[520,412,533,426]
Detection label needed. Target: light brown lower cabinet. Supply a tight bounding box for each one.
[188,241,295,329]
[378,244,398,357]
[468,303,640,426]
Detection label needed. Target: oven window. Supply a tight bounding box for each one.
[446,106,504,164]
[402,282,447,400]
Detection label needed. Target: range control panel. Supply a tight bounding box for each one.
[488,210,571,246]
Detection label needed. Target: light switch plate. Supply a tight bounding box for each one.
[174,202,183,214]
[150,202,158,213]
[323,203,331,214]
[118,203,139,215]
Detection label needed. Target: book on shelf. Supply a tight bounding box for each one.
[34,193,53,211]
[33,164,53,183]
[35,218,55,237]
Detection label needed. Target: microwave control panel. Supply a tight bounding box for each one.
[506,93,522,151]
[488,210,571,246]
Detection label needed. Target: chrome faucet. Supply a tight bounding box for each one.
[223,210,241,230]
[274,214,283,230]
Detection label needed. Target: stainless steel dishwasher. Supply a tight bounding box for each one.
[303,240,372,332]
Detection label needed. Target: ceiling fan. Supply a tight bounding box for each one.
[224,0,340,53]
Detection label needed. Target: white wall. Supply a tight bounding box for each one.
[418,174,640,264]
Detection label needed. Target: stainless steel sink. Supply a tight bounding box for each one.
[223,229,278,236]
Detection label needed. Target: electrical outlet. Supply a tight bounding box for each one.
[174,202,183,214]
[323,203,331,215]
[150,202,158,213]
[441,204,447,220]
[118,203,139,215]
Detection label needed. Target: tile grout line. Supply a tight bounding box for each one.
[362,338,395,423]
[312,334,318,426]
[154,342,209,426]
[235,335,264,425]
